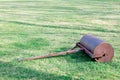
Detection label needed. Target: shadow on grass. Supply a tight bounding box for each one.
[69,51,94,62]
[0,61,71,80]
[0,20,119,33]
[52,47,93,63]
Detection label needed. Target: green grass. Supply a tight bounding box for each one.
[0,0,120,80]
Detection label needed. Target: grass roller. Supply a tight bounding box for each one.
[18,34,114,62]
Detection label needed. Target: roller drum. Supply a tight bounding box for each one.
[80,34,104,52]
[80,34,114,62]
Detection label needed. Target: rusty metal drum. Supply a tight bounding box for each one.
[80,34,114,62]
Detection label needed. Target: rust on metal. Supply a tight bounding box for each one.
[93,43,114,62]
[18,49,82,62]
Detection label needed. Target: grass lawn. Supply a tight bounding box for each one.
[0,0,120,80]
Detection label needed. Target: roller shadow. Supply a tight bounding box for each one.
[68,51,95,62]
[0,61,71,80]
[53,47,94,63]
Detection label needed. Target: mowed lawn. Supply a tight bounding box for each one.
[0,0,120,80]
